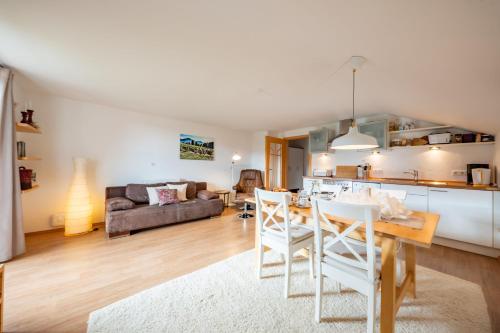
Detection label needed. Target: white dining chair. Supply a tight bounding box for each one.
[255,188,315,298]
[311,197,381,333]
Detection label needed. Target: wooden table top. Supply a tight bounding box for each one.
[245,198,439,248]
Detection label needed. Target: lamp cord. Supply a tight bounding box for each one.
[352,68,356,125]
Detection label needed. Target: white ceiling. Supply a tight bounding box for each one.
[1,0,499,133]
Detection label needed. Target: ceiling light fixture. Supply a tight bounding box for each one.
[331,56,379,150]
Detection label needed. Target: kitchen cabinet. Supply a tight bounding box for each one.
[309,128,333,153]
[494,192,500,249]
[358,120,388,150]
[352,181,380,193]
[429,188,493,247]
[380,184,428,212]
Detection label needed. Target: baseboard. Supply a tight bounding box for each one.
[25,222,104,236]
[433,237,500,258]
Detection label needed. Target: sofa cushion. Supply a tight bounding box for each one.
[166,183,188,201]
[126,183,165,203]
[106,198,224,234]
[166,181,196,199]
[146,185,170,205]
[106,197,135,211]
[197,190,219,200]
[157,189,180,206]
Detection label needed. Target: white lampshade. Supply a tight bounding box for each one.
[331,126,379,150]
[232,153,242,161]
[65,157,93,236]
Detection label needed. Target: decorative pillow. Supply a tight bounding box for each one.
[106,197,135,211]
[146,185,170,205]
[166,181,197,199]
[197,190,219,200]
[125,183,165,203]
[157,189,179,206]
[166,183,188,201]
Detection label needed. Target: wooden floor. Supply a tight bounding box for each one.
[3,208,499,332]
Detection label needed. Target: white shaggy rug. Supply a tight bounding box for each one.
[87,250,491,333]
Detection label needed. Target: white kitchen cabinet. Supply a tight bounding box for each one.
[429,188,493,247]
[494,192,500,249]
[380,184,428,212]
[352,181,380,193]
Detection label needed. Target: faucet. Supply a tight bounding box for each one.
[404,169,419,182]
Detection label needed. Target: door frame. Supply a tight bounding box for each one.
[264,134,311,190]
[265,136,287,190]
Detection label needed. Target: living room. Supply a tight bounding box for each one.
[1,1,500,332]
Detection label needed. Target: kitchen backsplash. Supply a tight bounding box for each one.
[312,143,495,182]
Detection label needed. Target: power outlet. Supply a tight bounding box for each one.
[51,212,65,227]
[451,170,466,177]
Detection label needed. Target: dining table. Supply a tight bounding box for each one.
[245,197,440,333]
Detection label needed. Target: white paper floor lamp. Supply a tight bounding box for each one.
[65,157,93,236]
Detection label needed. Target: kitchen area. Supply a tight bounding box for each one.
[286,115,500,257]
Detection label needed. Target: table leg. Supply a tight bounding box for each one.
[404,243,417,298]
[380,238,397,333]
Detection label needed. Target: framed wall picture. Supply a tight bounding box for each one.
[179,134,215,160]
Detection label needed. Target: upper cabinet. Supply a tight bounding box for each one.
[309,128,333,153]
[358,120,388,150]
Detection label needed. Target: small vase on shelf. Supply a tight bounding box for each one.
[27,109,34,125]
[20,111,28,123]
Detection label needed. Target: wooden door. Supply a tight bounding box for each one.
[265,136,287,190]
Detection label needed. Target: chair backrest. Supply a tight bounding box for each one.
[235,169,264,194]
[254,188,292,242]
[311,198,380,282]
[372,189,407,201]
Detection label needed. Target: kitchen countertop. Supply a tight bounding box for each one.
[303,176,500,191]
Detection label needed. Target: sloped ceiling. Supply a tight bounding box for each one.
[1,0,499,133]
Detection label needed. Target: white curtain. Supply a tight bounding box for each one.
[0,67,25,262]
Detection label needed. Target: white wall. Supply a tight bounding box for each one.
[313,144,495,182]
[15,82,253,233]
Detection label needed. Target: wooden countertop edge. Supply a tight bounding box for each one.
[304,176,499,191]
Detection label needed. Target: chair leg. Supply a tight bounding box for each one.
[284,249,291,298]
[367,285,376,333]
[315,263,323,323]
[257,244,264,279]
[308,246,314,279]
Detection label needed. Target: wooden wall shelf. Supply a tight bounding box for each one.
[18,156,42,161]
[21,184,39,193]
[389,125,452,134]
[389,141,495,150]
[16,123,41,134]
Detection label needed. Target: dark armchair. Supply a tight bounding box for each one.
[233,169,264,218]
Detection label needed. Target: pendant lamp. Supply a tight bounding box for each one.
[331,56,379,150]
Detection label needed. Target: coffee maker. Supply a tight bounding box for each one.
[467,164,489,185]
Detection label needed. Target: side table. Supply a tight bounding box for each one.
[214,190,230,207]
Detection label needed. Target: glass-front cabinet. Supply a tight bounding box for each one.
[309,128,333,153]
[358,120,388,150]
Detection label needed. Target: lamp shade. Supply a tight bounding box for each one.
[330,126,379,150]
[65,157,92,236]
[232,153,242,161]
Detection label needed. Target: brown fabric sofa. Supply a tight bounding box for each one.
[105,181,223,238]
